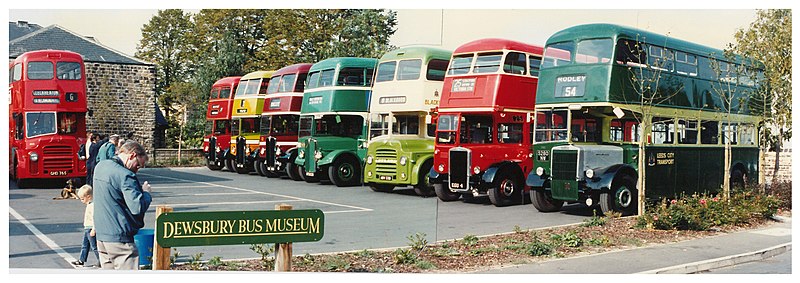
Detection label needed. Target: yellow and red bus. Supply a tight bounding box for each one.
[203,76,240,170]
[9,50,88,188]
[227,70,275,174]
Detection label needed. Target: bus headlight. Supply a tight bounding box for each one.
[204,146,209,152]
[438,164,444,172]
[585,169,594,179]
[399,156,407,166]
[216,146,221,153]
[276,148,282,156]
[298,150,305,158]
[29,152,39,162]
[473,166,481,175]
[245,147,251,155]
[261,148,266,155]
[314,151,323,160]
[536,167,544,176]
[366,155,373,164]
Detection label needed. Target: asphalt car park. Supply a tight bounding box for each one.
[9,167,594,269]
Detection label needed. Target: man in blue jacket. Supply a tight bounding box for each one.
[93,140,152,270]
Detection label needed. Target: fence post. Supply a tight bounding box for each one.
[274,204,293,272]
[153,205,173,270]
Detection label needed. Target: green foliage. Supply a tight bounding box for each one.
[406,232,428,251]
[468,246,501,256]
[392,248,418,265]
[550,231,583,248]
[581,213,607,227]
[355,249,375,258]
[414,260,437,270]
[431,246,461,257]
[461,234,479,247]
[249,244,274,267]
[587,236,611,247]
[323,255,351,271]
[526,239,554,257]
[187,252,204,270]
[513,225,526,234]
[636,189,780,231]
[206,256,224,267]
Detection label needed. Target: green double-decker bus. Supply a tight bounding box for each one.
[293,57,378,187]
[527,23,763,215]
[363,46,451,196]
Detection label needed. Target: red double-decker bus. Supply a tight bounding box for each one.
[9,50,88,188]
[203,76,241,171]
[254,63,310,179]
[429,38,544,207]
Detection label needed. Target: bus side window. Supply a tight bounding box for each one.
[701,121,719,144]
[13,113,24,140]
[678,119,698,144]
[651,117,674,144]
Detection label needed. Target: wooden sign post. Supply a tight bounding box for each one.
[153,205,173,270]
[274,204,292,272]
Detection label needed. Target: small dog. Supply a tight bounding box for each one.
[53,178,81,200]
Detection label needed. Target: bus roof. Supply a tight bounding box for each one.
[15,49,83,63]
[272,63,313,77]
[453,38,543,56]
[241,70,276,80]
[309,57,378,72]
[212,76,241,88]
[547,23,757,65]
[379,46,452,62]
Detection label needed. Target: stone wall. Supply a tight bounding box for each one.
[85,62,158,154]
[763,151,792,184]
[152,148,205,165]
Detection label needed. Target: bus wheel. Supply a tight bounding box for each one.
[328,156,361,187]
[530,189,564,212]
[264,168,279,178]
[234,162,251,174]
[434,183,460,202]
[488,170,523,207]
[224,158,235,172]
[300,167,319,183]
[207,161,222,171]
[285,163,303,181]
[413,161,435,197]
[600,176,638,216]
[370,183,394,192]
[254,160,266,176]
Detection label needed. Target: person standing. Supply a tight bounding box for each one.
[93,140,152,270]
[86,134,104,186]
[72,185,99,268]
[97,134,120,162]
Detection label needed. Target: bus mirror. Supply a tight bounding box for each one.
[425,115,432,124]
[613,107,625,119]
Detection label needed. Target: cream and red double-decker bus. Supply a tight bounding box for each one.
[203,76,240,170]
[429,39,544,207]
[363,46,451,196]
[254,63,310,179]
[9,50,88,188]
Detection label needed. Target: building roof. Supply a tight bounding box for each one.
[9,21,151,66]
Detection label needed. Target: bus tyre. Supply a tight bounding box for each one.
[600,176,638,216]
[224,158,235,172]
[254,160,266,176]
[328,155,361,187]
[413,161,435,197]
[530,189,564,212]
[434,183,460,202]
[286,163,303,181]
[488,170,523,207]
[370,183,394,192]
[234,162,251,174]
[300,167,319,183]
[207,160,222,171]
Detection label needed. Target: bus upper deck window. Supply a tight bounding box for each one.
[473,52,502,74]
[503,52,527,75]
[542,42,574,69]
[397,59,422,81]
[56,62,82,80]
[27,62,54,80]
[426,59,449,81]
[448,55,473,75]
[267,76,282,94]
[615,39,646,67]
[575,38,612,64]
[376,61,397,82]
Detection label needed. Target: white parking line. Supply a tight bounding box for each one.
[163,199,303,207]
[9,207,77,268]
[151,185,217,189]
[137,173,373,213]
[193,192,259,196]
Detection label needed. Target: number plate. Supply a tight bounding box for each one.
[49,171,68,176]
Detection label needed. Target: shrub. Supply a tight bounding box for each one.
[581,213,607,227]
[392,248,418,264]
[461,234,479,247]
[407,232,428,251]
[526,240,553,256]
[550,231,583,248]
[323,255,350,271]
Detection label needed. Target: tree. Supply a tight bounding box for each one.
[729,9,791,184]
[136,9,194,121]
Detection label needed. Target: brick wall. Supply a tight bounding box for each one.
[151,148,205,165]
[763,151,792,183]
[85,62,157,154]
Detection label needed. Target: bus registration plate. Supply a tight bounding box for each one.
[49,171,68,176]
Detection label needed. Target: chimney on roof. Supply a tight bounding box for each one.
[17,21,29,28]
